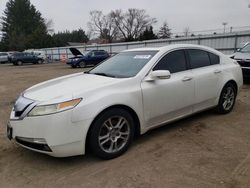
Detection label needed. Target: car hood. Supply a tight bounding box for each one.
[69,48,83,56]
[234,52,250,60]
[23,73,120,102]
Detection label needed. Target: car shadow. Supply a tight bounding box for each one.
[13,108,215,164]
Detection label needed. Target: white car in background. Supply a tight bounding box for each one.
[7,44,243,159]
[0,52,9,64]
[231,42,250,79]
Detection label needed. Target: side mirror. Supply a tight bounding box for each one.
[236,48,241,52]
[145,70,171,81]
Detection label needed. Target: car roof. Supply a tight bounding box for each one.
[123,44,220,54]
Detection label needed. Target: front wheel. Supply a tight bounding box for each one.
[216,83,237,114]
[89,108,135,159]
[79,61,86,68]
[38,60,43,64]
[17,61,23,66]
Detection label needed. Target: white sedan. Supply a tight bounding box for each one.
[7,44,243,159]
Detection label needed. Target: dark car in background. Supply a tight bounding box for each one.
[11,52,44,65]
[231,42,250,80]
[67,48,110,68]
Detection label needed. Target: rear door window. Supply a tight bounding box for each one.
[188,49,211,69]
[153,50,187,73]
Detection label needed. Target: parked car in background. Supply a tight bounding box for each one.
[231,42,250,80]
[25,50,46,62]
[7,51,18,63]
[11,52,44,65]
[8,44,243,159]
[0,52,9,64]
[67,48,110,68]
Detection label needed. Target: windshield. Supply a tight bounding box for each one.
[82,51,89,56]
[240,43,250,53]
[89,51,158,78]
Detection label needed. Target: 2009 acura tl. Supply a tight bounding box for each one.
[7,44,243,159]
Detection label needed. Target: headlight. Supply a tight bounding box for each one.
[28,98,82,116]
[72,58,79,61]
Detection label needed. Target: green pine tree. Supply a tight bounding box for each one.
[158,22,171,39]
[139,26,158,41]
[1,0,51,51]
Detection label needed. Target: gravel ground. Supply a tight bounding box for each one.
[0,63,250,188]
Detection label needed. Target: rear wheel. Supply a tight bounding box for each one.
[17,61,23,66]
[38,60,43,64]
[89,108,135,159]
[216,83,237,114]
[79,61,86,68]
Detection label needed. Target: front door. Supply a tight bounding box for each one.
[141,50,195,128]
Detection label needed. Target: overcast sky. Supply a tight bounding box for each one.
[0,0,250,34]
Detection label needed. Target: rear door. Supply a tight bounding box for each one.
[186,49,222,112]
[94,51,106,64]
[27,53,35,63]
[87,51,97,64]
[22,53,30,63]
[141,50,195,128]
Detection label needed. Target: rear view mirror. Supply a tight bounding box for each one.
[145,70,171,81]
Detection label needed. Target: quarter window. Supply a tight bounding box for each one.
[209,52,220,65]
[188,49,211,69]
[153,50,187,73]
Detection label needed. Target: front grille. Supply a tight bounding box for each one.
[16,137,52,152]
[237,60,250,68]
[242,69,250,78]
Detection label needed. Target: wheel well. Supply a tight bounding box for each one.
[226,80,238,94]
[86,105,141,150]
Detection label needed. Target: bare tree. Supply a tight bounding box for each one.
[88,10,119,43]
[183,27,191,37]
[110,9,157,41]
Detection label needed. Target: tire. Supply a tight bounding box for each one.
[17,61,23,66]
[79,61,86,68]
[38,60,43,64]
[216,83,237,114]
[89,108,135,159]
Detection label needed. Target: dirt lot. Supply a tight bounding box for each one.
[0,63,250,188]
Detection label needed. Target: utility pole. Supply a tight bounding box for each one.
[222,22,228,33]
[230,27,233,33]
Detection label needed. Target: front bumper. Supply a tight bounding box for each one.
[66,61,72,65]
[242,67,250,78]
[8,109,93,157]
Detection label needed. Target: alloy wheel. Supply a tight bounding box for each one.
[98,116,130,154]
[79,62,86,68]
[222,86,235,111]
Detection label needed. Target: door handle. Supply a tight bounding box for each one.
[214,70,222,74]
[182,77,193,82]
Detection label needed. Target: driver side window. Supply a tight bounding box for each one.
[153,50,187,73]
